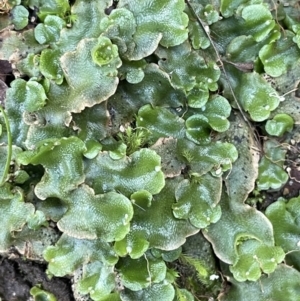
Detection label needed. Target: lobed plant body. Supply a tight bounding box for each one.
[1,0,300,300]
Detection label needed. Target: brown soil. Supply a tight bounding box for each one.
[0,255,73,301]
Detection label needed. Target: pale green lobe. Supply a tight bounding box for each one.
[17,137,86,200]
[229,239,285,282]
[241,5,275,42]
[6,79,47,146]
[85,148,165,197]
[257,156,288,190]
[115,178,199,255]
[118,59,146,84]
[292,24,300,34]
[33,198,67,223]
[225,34,267,63]
[91,36,119,66]
[97,293,121,301]
[259,31,300,77]
[292,25,300,48]
[30,286,57,301]
[60,37,121,112]
[266,196,300,271]
[203,4,219,25]
[15,53,40,78]
[34,15,66,44]
[77,262,115,300]
[156,42,220,98]
[0,29,46,61]
[236,72,281,121]
[119,256,167,291]
[220,265,300,301]
[0,185,35,252]
[130,190,153,210]
[107,63,185,130]
[152,247,182,262]
[136,105,185,141]
[204,192,275,265]
[293,34,300,48]
[7,79,47,113]
[35,0,70,21]
[173,175,222,228]
[100,8,137,57]
[177,138,238,176]
[22,96,74,149]
[186,95,231,143]
[27,210,48,230]
[220,0,249,17]
[263,63,300,122]
[114,231,150,259]
[57,185,133,241]
[187,83,210,108]
[83,140,102,159]
[44,234,118,277]
[185,114,211,144]
[40,49,64,84]
[175,288,194,301]
[121,283,175,301]
[57,0,109,52]
[256,140,288,191]
[185,4,210,50]
[202,95,231,132]
[265,114,294,137]
[72,102,108,143]
[126,68,144,83]
[11,5,29,30]
[13,170,30,184]
[109,142,127,160]
[116,0,189,60]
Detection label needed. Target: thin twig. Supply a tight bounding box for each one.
[185,0,261,149]
[271,0,286,37]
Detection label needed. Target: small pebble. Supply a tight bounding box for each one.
[283,187,289,195]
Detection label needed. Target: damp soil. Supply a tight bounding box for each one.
[0,254,74,301]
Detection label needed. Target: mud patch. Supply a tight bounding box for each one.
[0,255,74,301]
